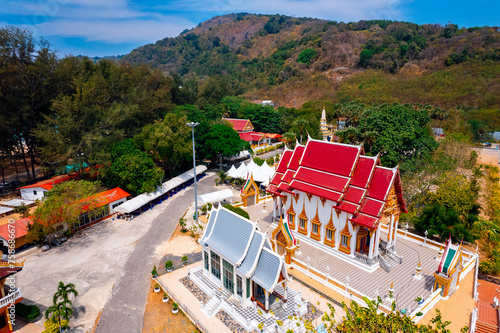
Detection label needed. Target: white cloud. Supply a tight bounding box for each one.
[34,16,196,44]
[165,0,406,22]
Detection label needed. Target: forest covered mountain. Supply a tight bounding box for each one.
[122,13,500,122]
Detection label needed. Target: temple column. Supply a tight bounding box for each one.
[265,289,270,311]
[283,281,288,301]
[393,216,399,248]
[374,225,381,257]
[350,226,357,257]
[278,197,282,219]
[387,215,394,248]
[368,230,375,259]
[273,196,277,220]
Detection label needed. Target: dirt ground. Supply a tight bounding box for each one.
[142,278,200,333]
[477,148,500,167]
[419,271,475,332]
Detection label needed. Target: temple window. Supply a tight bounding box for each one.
[324,209,336,247]
[211,251,221,279]
[204,251,209,271]
[223,260,234,293]
[310,204,321,241]
[298,202,308,235]
[287,203,296,229]
[339,220,352,254]
[236,275,243,297]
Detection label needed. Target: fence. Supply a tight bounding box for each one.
[155,278,212,333]
[409,288,442,322]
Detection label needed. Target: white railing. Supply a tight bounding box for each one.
[410,288,442,322]
[469,307,478,333]
[0,288,22,308]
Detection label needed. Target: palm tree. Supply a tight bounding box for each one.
[53,282,78,305]
[292,119,308,144]
[45,298,73,333]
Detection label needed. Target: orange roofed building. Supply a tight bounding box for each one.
[222,118,281,150]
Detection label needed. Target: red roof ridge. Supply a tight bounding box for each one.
[289,179,344,201]
[295,165,351,180]
[306,136,363,149]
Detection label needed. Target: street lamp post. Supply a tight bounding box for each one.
[187,122,200,225]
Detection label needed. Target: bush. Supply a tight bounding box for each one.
[222,204,250,219]
[297,48,317,64]
[42,319,68,333]
[172,302,179,310]
[165,260,173,270]
[151,265,158,277]
[15,303,40,322]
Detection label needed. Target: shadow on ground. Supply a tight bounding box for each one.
[158,252,202,275]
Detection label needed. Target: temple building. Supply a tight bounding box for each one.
[267,138,406,268]
[0,260,23,333]
[222,118,281,150]
[199,206,288,311]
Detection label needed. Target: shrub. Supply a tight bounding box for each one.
[172,302,179,310]
[42,319,68,333]
[15,303,40,322]
[298,48,317,64]
[165,260,173,270]
[151,265,158,277]
[182,256,188,263]
[222,204,250,219]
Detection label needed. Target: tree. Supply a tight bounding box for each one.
[27,180,103,244]
[103,139,163,196]
[297,48,317,64]
[135,113,192,176]
[198,123,250,165]
[292,119,309,144]
[45,282,78,333]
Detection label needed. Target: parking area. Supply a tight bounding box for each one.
[15,192,180,332]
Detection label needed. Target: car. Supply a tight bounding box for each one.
[51,236,67,247]
[41,244,50,252]
[0,183,12,189]
[9,180,20,187]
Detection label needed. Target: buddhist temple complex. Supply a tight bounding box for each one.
[222,118,281,150]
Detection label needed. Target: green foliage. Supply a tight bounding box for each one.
[297,48,317,64]
[151,265,158,277]
[104,139,163,196]
[199,123,250,162]
[45,281,77,333]
[253,157,265,166]
[179,218,187,232]
[336,103,438,170]
[15,303,40,322]
[359,49,375,67]
[27,180,104,244]
[14,203,30,219]
[222,204,250,219]
[165,260,173,270]
[135,113,192,176]
[42,319,68,333]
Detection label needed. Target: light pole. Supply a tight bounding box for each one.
[187,122,200,225]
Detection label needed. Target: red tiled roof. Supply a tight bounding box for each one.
[266,139,406,229]
[338,201,359,214]
[0,261,22,280]
[264,133,282,139]
[288,180,343,203]
[94,188,130,208]
[350,214,379,229]
[267,184,281,196]
[223,118,252,132]
[281,170,295,184]
[343,187,365,204]
[270,173,283,186]
[300,140,361,177]
[366,167,395,201]
[0,218,29,240]
[351,156,377,188]
[277,182,294,194]
[359,198,385,217]
[287,145,305,171]
[19,174,75,190]
[239,131,264,142]
[476,280,500,328]
[276,150,293,174]
[293,167,349,193]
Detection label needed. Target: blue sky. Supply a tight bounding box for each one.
[0,0,498,57]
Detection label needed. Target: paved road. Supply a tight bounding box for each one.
[95,174,218,333]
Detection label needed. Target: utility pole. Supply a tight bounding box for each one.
[187,122,200,225]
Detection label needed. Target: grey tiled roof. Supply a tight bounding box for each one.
[252,248,282,292]
[205,209,255,264]
[200,209,218,245]
[236,232,263,277]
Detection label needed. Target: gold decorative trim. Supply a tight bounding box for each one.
[297,201,308,235]
[287,202,296,230]
[324,209,336,247]
[339,219,351,254]
[310,204,321,241]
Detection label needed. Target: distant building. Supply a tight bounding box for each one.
[0,260,24,333]
[222,118,281,150]
[253,100,275,107]
[18,174,76,201]
[320,107,343,142]
[432,127,445,139]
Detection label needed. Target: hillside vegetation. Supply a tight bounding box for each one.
[122,13,500,117]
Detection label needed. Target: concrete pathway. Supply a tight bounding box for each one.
[95,173,219,333]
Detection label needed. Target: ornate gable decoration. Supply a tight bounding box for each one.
[271,216,295,249]
[298,201,308,221]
